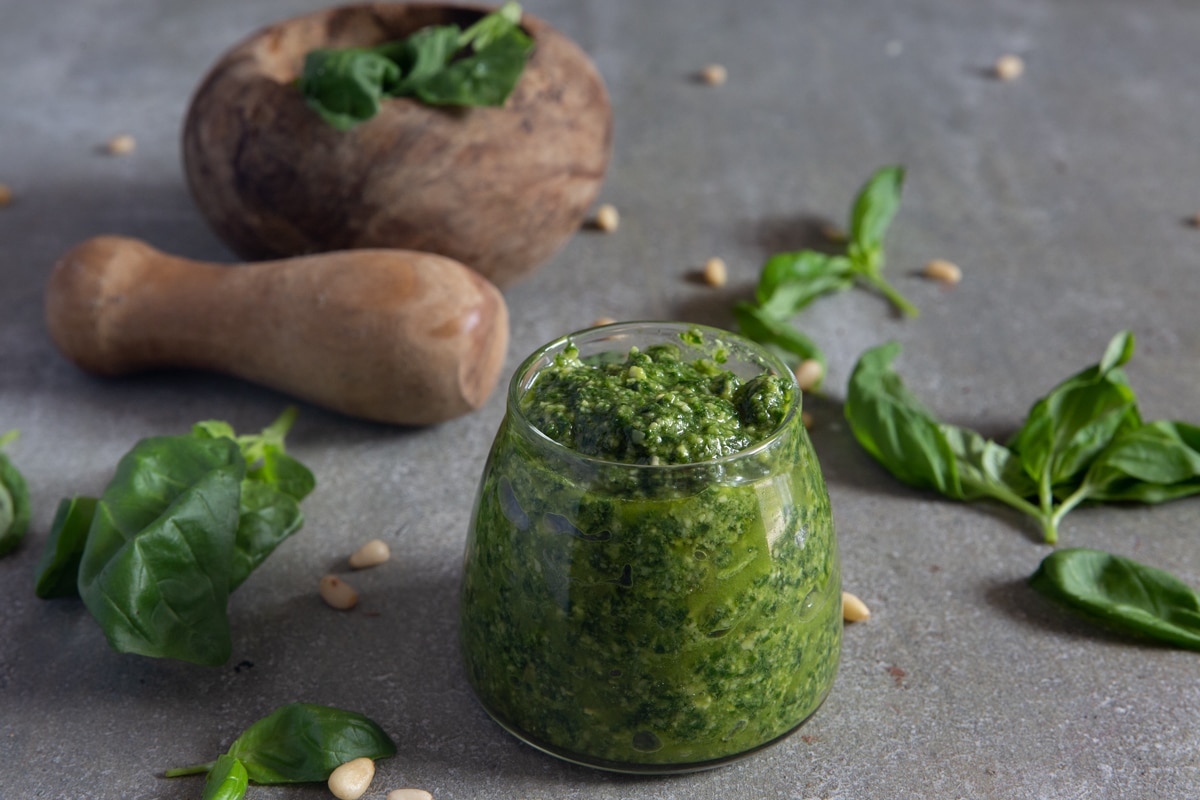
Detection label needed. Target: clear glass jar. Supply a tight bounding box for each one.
[459,322,841,773]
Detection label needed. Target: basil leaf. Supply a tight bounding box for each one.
[202,755,248,800]
[412,26,533,107]
[732,302,826,381]
[0,430,31,558]
[1009,330,1141,494]
[227,703,397,784]
[458,0,523,50]
[229,482,303,591]
[381,24,462,97]
[299,47,402,130]
[845,342,1041,517]
[77,434,245,666]
[1030,548,1200,650]
[1079,420,1200,503]
[34,496,97,599]
[848,165,904,258]
[755,251,854,319]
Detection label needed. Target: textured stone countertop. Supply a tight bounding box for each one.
[1,1,1197,798]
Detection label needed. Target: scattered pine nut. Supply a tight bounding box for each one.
[1187,213,1200,229]
[701,257,728,287]
[388,790,434,800]
[993,54,1024,81]
[0,183,12,207]
[106,133,136,155]
[820,224,847,243]
[801,411,814,429]
[842,591,871,623]
[593,203,620,232]
[348,538,390,569]
[319,575,359,610]
[592,316,617,327]
[328,757,375,800]
[794,359,824,392]
[922,258,963,285]
[700,64,727,86]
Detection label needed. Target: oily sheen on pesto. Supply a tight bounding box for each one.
[459,323,841,772]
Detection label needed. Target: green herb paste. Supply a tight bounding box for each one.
[460,334,840,770]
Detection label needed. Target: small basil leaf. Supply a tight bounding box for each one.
[0,430,31,558]
[847,165,904,264]
[1080,420,1200,503]
[457,0,523,50]
[413,27,533,107]
[77,434,245,666]
[755,251,854,318]
[299,47,402,130]
[228,703,397,784]
[1009,330,1141,491]
[202,754,248,800]
[1030,548,1200,650]
[732,302,827,382]
[34,496,98,599]
[381,24,462,97]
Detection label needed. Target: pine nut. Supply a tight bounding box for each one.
[593,203,620,232]
[0,183,12,207]
[794,359,823,392]
[1188,213,1200,229]
[842,591,871,622]
[592,316,617,326]
[348,539,390,569]
[922,258,962,285]
[820,224,847,243]
[106,134,136,155]
[328,757,375,800]
[388,790,434,800]
[700,64,727,86]
[801,411,814,429]
[702,257,728,287]
[993,54,1024,81]
[319,575,359,610]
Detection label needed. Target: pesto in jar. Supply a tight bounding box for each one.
[459,326,840,772]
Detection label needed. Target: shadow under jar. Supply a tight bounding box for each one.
[459,322,841,773]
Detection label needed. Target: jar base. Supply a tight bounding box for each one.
[475,688,834,775]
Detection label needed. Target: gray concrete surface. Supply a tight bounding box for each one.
[2,0,1198,798]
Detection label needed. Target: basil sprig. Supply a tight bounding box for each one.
[299,2,533,130]
[33,409,315,666]
[845,331,1200,543]
[734,166,920,383]
[166,703,397,800]
[0,430,31,558]
[1031,548,1200,650]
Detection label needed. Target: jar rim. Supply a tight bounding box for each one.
[505,321,803,470]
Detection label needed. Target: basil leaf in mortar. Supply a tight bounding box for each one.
[1030,548,1200,651]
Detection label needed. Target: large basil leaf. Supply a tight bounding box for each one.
[1008,330,1141,494]
[299,47,402,130]
[1030,548,1200,650]
[411,26,533,107]
[33,496,97,599]
[1078,420,1200,503]
[227,703,397,784]
[755,251,854,319]
[202,754,248,800]
[77,434,245,666]
[0,430,31,558]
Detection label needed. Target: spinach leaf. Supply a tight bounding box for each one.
[1030,548,1200,650]
[0,430,31,558]
[201,754,248,800]
[299,2,532,129]
[167,703,397,786]
[33,496,97,599]
[77,433,245,665]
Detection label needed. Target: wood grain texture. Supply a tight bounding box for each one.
[182,3,613,288]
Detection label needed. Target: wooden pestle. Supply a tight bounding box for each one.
[45,236,509,425]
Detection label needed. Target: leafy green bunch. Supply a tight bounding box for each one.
[299,2,533,130]
[734,166,920,382]
[845,330,1200,545]
[34,408,315,666]
[0,430,31,557]
[165,703,396,800]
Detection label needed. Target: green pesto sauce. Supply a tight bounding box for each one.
[460,335,840,771]
[519,343,791,465]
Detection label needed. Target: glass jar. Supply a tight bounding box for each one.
[458,322,841,773]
